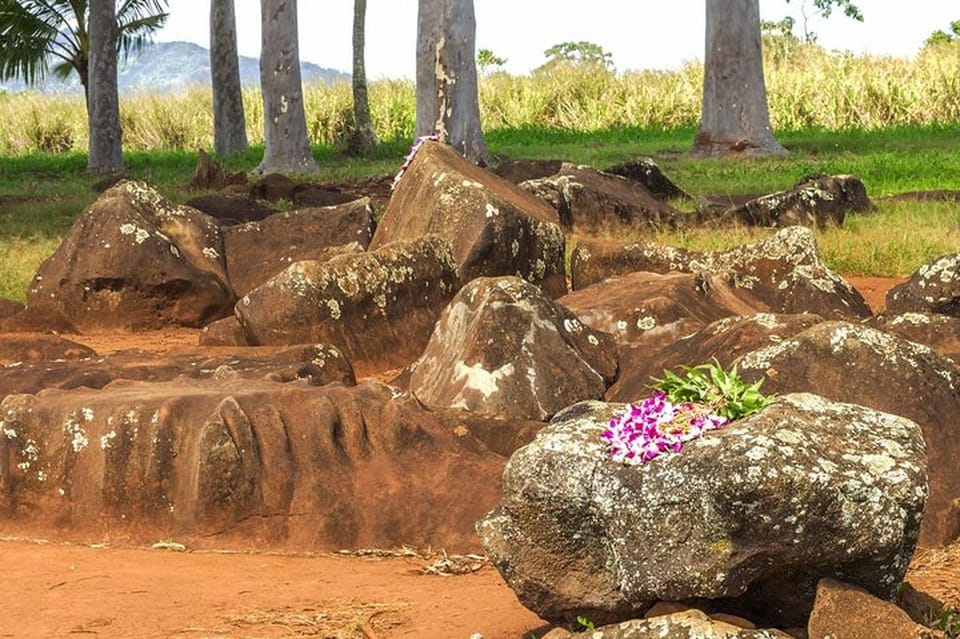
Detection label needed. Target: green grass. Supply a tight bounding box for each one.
[1,124,958,301]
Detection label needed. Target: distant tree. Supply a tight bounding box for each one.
[925,20,960,47]
[86,0,123,173]
[785,0,862,42]
[477,48,507,75]
[760,16,800,63]
[538,40,613,72]
[257,0,317,174]
[0,0,168,107]
[210,0,248,155]
[415,0,487,164]
[347,0,378,155]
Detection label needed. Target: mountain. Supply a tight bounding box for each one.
[0,41,350,94]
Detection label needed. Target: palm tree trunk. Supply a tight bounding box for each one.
[211,0,249,155]
[87,0,124,173]
[348,0,378,154]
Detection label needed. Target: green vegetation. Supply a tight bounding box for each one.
[653,360,773,422]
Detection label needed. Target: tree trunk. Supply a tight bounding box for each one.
[211,0,249,156]
[256,0,318,174]
[692,0,787,156]
[347,0,378,154]
[86,0,124,173]
[415,0,488,165]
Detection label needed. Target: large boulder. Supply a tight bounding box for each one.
[807,578,942,639]
[886,253,960,317]
[603,158,690,202]
[737,321,960,546]
[0,379,513,551]
[0,333,96,366]
[235,235,458,373]
[707,174,874,229]
[569,610,792,638]
[608,313,825,402]
[26,180,234,330]
[372,141,567,297]
[558,271,766,348]
[570,227,871,320]
[222,198,375,296]
[868,312,960,362]
[409,277,617,421]
[479,394,927,627]
[520,163,679,231]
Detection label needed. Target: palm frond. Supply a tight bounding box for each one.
[116,0,168,58]
[0,0,82,84]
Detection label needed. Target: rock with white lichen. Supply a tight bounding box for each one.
[886,253,960,318]
[867,311,960,362]
[735,320,960,546]
[26,180,235,329]
[569,609,793,638]
[222,198,374,296]
[558,271,767,348]
[478,394,927,628]
[603,157,691,203]
[569,227,871,320]
[519,163,679,232]
[372,141,567,297]
[235,234,458,372]
[409,277,617,421]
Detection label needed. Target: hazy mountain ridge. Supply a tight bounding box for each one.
[0,41,350,94]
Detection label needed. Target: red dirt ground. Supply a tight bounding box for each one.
[1,276,918,638]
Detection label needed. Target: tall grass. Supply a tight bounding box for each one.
[1,43,958,155]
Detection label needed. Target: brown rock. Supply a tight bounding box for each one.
[604,158,690,202]
[373,140,567,297]
[189,149,247,190]
[867,312,960,362]
[808,578,942,639]
[222,198,374,296]
[199,315,247,346]
[185,193,274,225]
[0,333,96,366]
[569,609,793,638]
[0,298,23,320]
[887,253,960,317]
[493,157,565,184]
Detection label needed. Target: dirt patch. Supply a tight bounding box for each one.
[844,275,907,314]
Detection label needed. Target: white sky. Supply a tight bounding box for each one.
[157,1,957,79]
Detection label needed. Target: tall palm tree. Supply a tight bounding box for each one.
[0,0,168,106]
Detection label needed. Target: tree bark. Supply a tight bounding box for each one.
[86,0,124,173]
[256,0,318,174]
[211,0,249,156]
[415,0,488,165]
[692,0,787,156]
[347,0,378,154]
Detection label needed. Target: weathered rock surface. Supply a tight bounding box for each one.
[222,198,374,296]
[737,321,960,546]
[235,235,458,373]
[0,379,509,551]
[0,299,23,320]
[493,158,565,185]
[0,333,96,366]
[604,157,690,202]
[608,313,824,402]
[185,194,274,225]
[0,300,79,334]
[570,227,871,320]
[886,253,960,317]
[520,163,678,231]
[559,271,765,348]
[26,180,235,330]
[409,277,617,421]
[479,394,927,627]
[807,578,943,639]
[0,343,355,399]
[569,610,792,638]
[199,315,247,346]
[372,141,567,297]
[868,312,960,362]
[708,174,874,229]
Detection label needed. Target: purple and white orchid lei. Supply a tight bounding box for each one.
[601,391,728,464]
[391,133,441,190]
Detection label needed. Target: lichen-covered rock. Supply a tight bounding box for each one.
[570,227,870,320]
[736,321,960,546]
[603,157,690,202]
[569,610,792,639]
[373,141,567,297]
[235,235,458,373]
[559,271,765,348]
[26,180,235,330]
[808,578,943,639]
[608,313,824,402]
[0,333,96,366]
[478,394,927,627]
[0,379,510,551]
[222,198,374,296]
[520,163,679,232]
[886,253,960,317]
[867,312,960,362]
[409,277,617,421]
[709,174,874,229]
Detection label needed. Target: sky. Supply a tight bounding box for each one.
[156,1,957,79]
